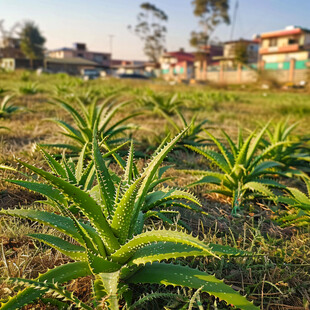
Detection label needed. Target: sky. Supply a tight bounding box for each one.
[1,0,310,60]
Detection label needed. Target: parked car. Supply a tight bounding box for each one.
[118,73,149,80]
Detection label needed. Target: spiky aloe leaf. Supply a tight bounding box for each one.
[111,229,219,264]
[0,209,104,250]
[185,145,230,174]
[127,242,247,267]
[92,130,115,217]
[39,147,67,178]
[129,128,188,236]
[87,252,121,273]
[127,263,258,310]
[16,159,120,254]
[0,261,91,310]
[243,181,274,197]
[203,130,234,168]
[188,175,223,187]
[111,177,142,244]
[29,233,87,261]
[7,180,66,206]
[7,278,92,310]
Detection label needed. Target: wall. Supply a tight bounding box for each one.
[196,59,309,84]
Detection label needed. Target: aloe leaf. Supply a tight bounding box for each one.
[243,181,274,197]
[29,233,86,260]
[16,159,119,254]
[39,147,67,178]
[8,277,92,310]
[52,98,87,128]
[127,242,246,267]
[111,177,142,244]
[204,130,234,168]
[221,129,238,159]
[92,130,115,217]
[186,145,230,174]
[7,180,66,205]
[188,175,223,187]
[111,229,219,264]
[0,209,83,244]
[87,251,121,273]
[0,261,91,310]
[127,263,258,310]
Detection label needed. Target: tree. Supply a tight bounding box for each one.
[19,21,45,68]
[190,0,230,48]
[234,41,248,66]
[128,2,168,63]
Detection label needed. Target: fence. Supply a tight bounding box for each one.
[195,59,309,84]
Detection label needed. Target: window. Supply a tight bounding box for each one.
[269,38,277,47]
[288,38,298,45]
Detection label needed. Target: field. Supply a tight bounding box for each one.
[0,70,309,310]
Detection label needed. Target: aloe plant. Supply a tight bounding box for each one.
[185,124,286,214]
[0,130,258,310]
[276,178,310,227]
[0,95,23,117]
[43,95,139,154]
[261,120,310,174]
[138,92,183,115]
[17,82,39,95]
[161,109,209,147]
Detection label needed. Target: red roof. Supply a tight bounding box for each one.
[164,51,195,63]
[261,28,305,39]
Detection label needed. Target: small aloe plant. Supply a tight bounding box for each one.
[0,95,23,118]
[0,129,258,310]
[185,124,286,214]
[276,178,310,227]
[43,95,139,155]
[261,120,310,175]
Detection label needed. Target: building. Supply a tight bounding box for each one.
[259,26,310,68]
[213,39,260,67]
[0,37,24,59]
[47,43,111,67]
[160,49,195,80]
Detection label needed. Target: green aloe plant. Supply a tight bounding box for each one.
[277,178,310,227]
[138,92,183,115]
[0,95,23,117]
[43,95,139,154]
[261,120,310,174]
[0,130,257,310]
[161,109,209,147]
[185,124,286,214]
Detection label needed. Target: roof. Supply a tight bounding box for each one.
[45,57,99,66]
[49,47,74,53]
[163,51,195,62]
[224,39,260,45]
[261,27,310,39]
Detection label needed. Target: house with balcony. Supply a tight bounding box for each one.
[259,26,310,70]
[47,43,111,68]
[213,39,260,68]
[160,49,195,80]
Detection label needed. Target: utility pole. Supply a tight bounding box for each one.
[108,34,114,56]
[230,0,239,40]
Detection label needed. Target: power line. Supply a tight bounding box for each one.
[230,0,239,40]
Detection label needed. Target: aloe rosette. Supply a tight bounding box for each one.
[0,129,258,309]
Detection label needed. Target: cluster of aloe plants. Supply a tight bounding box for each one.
[0,129,258,309]
[0,95,23,118]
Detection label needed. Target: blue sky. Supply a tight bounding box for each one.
[1,0,310,60]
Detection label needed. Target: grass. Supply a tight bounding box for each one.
[0,71,309,309]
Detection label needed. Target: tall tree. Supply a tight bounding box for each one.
[19,21,45,68]
[128,2,168,63]
[190,0,230,48]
